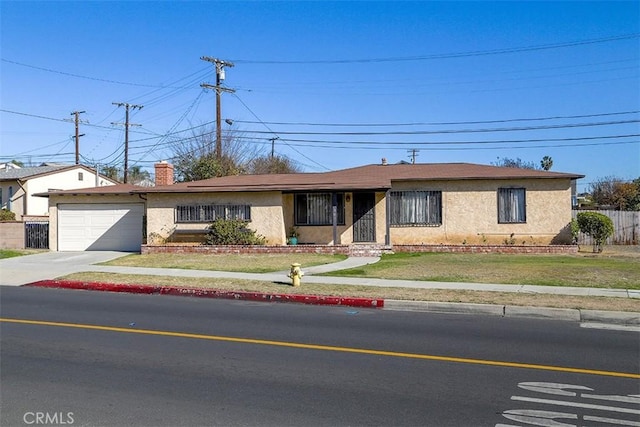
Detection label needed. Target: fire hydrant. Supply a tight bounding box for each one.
[288,263,304,287]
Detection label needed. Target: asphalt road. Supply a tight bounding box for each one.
[1,286,639,426]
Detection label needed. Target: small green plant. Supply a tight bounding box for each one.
[288,226,299,238]
[503,233,516,245]
[0,208,16,221]
[206,219,266,245]
[576,212,614,253]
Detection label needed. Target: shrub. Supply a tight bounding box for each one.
[569,218,580,244]
[576,212,614,253]
[0,209,15,221]
[205,219,266,245]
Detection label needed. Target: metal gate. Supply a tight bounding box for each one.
[353,193,376,242]
[25,221,49,249]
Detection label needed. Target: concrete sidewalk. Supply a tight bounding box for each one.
[2,251,639,299]
[4,251,639,325]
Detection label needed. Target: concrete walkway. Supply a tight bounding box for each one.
[1,251,638,299]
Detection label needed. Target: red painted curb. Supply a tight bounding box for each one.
[25,280,384,309]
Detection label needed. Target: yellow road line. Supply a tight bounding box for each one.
[2,317,638,379]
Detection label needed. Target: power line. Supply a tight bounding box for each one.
[231,33,639,64]
[1,58,207,89]
[234,119,640,136]
[231,110,640,127]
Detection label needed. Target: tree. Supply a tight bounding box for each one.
[247,155,302,175]
[589,176,640,210]
[540,156,553,171]
[171,125,257,182]
[492,157,537,169]
[10,159,24,167]
[102,166,121,182]
[127,166,151,186]
[492,156,553,170]
[576,211,614,253]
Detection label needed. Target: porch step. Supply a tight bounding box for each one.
[348,244,393,257]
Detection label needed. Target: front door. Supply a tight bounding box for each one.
[353,192,376,242]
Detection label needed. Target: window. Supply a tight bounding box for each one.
[175,204,251,223]
[295,193,345,225]
[390,190,442,226]
[498,188,526,223]
[78,172,84,181]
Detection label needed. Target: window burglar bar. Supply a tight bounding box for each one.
[176,204,251,223]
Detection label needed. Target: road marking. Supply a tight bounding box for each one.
[583,415,640,426]
[510,396,640,415]
[2,317,639,379]
[581,323,640,333]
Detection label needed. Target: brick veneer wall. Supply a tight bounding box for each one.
[141,244,578,256]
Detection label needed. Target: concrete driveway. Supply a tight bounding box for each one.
[0,251,131,286]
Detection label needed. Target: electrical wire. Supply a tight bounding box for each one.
[231,33,640,64]
[230,110,640,127]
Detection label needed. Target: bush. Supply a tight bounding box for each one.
[205,219,266,245]
[576,212,614,253]
[0,209,15,221]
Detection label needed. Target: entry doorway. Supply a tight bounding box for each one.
[353,192,376,242]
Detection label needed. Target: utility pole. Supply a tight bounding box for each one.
[112,103,143,183]
[408,148,420,164]
[269,137,279,158]
[68,111,85,164]
[200,56,235,160]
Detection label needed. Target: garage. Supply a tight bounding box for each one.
[58,203,144,251]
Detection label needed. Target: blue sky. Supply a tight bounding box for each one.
[1,1,638,192]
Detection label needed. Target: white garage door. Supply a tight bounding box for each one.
[58,203,144,251]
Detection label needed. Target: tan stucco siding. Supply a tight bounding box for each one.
[388,179,574,245]
[47,194,144,250]
[146,192,286,245]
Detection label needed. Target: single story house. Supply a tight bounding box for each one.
[0,163,117,219]
[40,160,583,251]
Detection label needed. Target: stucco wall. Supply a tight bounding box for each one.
[146,192,286,245]
[387,178,574,245]
[47,194,144,250]
[2,168,115,218]
[0,221,24,249]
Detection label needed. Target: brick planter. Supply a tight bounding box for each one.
[141,244,578,256]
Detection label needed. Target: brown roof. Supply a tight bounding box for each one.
[41,163,584,196]
[35,184,143,197]
[140,162,583,193]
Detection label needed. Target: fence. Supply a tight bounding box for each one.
[25,221,49,249]
[572,210,639,245]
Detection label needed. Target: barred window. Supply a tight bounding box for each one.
[295,193,345,225]
[498,188,526,223]
[390,190,442,226]
[175,204,251,223]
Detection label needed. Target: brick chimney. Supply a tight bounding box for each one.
[154,161,174,186]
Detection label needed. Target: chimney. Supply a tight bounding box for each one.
[381,158,388,166]
[154,161,174,186]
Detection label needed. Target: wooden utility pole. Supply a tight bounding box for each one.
[112,103,143,183]
[70,111,85,164]
[408,148,420,164]
[269,137,279,158]
[200,57,235,160]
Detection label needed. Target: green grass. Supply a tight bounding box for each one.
[0,249,40,259]
[101,247,640,289]
[321,251,640,289]
[102,253,348,273]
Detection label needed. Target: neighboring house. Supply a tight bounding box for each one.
[40,160,584,251]
[1,163,117,218]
